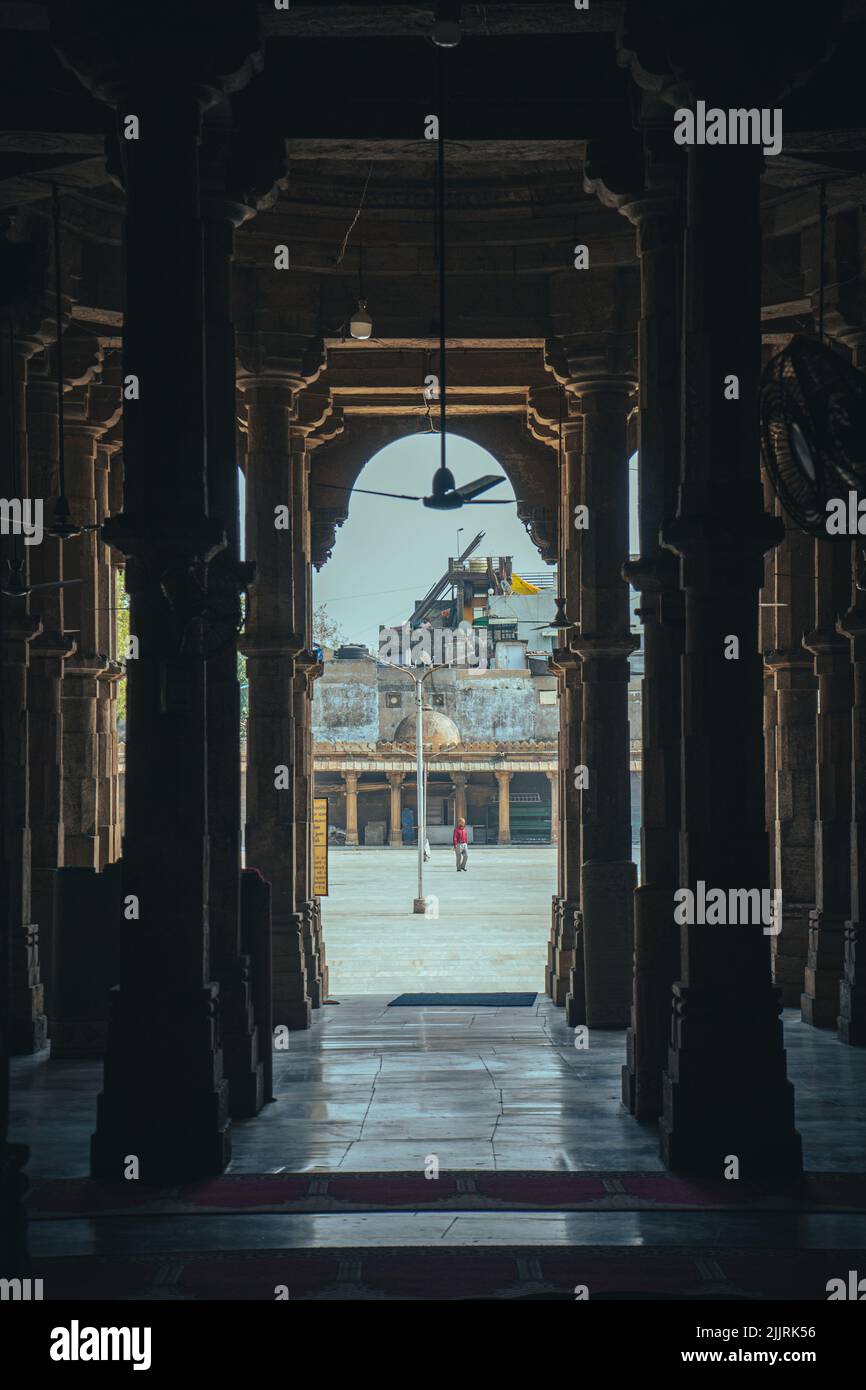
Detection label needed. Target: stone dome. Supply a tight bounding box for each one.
[393,708,462,751]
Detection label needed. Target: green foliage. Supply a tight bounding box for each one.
[313,601,344,651]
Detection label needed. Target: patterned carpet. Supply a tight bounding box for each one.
[25,1170,866,1218]
[31,1245,855,1301]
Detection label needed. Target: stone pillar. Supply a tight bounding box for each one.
[25,350,75,1014]
[201,135,263,1114]
[240,376,310,1031]
[547,408,583,1013]
[388,771,404,845]
[801,538,852,1026]
[618,176,685,1119]
[761,464,779,910]
[561,415,585,1021]
[289,401,332,1011]
[61,390,108,869]
[294,657,321,1008]
[95,419,123,870]
[838,551,866,1045]
[85,86,246,1179]
[561,666,585,1022]
[452,772,468,824]
[495,770,511,845]
[546,771,558,844]
[2,326,46,1055]
[656,139,800,1175]
[344,771,359,847]
[571,379,638,1029]
[764,506,817,1007]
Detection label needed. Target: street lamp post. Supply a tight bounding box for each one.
[379,659,450,914]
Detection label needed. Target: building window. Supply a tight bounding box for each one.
[539,689,557,706]
[385,692,401,707]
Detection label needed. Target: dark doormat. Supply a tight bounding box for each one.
[387,992,537,1008]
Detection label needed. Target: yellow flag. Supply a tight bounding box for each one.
[511,573,541,595]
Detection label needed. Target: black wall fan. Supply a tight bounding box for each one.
[760,333,866,537]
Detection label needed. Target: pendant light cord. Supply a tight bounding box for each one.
[52,184,67,499]
[8,323,21,568]
[437,53,447,472]
[818,179,828,344]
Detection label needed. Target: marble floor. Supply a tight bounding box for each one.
[10,846,866,1268]
[319,843,556,994]
[12,995,866,1265]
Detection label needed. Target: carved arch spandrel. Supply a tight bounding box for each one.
[310,414,558,569]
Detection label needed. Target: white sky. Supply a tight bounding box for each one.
[312,434,554,649]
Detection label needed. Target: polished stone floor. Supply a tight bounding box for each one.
[11,995,866,1265]
[13,996,866,1179]
[320,844,556,994]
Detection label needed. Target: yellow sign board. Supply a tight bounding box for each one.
[313,797,329,897]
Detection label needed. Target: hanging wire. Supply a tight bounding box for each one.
[436,50,447,476]
[818,179,828,344]
[335,160,375,266]
[7,323,21,570]
[52,184,67,500]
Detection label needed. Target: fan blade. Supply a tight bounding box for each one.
[464,499,514,505]
[314,481,422,502]
[27,578,85,592]
[453,474,504,500]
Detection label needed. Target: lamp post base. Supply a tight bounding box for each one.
[413,897,432,915]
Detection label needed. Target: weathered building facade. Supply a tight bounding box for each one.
[313,639,559,845]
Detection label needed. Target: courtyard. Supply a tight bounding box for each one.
[320,844,557,995]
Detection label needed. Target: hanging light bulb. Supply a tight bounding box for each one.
[349,299,373,340]
[432,19,461,47]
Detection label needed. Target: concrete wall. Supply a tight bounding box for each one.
[313,657,379,742]
[313,652,559,745]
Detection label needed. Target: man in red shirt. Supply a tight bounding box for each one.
[453,817,469,872]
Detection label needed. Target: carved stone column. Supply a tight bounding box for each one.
[61,367,117,869]
[25,350,75,1013]
[624,208,685,1107]
[545,404,583,1011]
[571,379,638,1030]
[94,413,123,870]
[2,322,46,1055]
[764,507,817,1007]
[452,772,467,826]
[800,539,852,1025]
[239,369,321,1032]
[388,771,404,845]
[201,128,263,1113]
[344,770,359,847]
[546,771,558,844]
[584,133,686,1110]
[68,74,259,1177]
[495,769,512,845]
[838,558,866,1045]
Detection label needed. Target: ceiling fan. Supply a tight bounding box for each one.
[317,82,511,513]
[529,593,579,634]
[0,556,83,599]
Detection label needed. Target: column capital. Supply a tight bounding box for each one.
[50,2,263,111]
[236,333,326,395]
